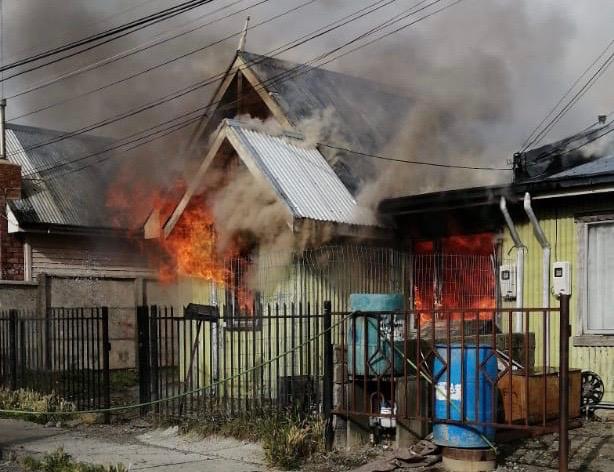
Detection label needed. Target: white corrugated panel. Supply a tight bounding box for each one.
[226,121,378,227]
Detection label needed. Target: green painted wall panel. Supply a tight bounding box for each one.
[502,208,614,401]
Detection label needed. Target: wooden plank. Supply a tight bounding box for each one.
[498,368,581,424]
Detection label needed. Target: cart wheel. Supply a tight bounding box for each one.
[581,371,604,412]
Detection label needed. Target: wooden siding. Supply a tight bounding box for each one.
[28,234,153,279]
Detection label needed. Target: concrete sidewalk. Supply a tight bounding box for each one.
[0,419,271,471]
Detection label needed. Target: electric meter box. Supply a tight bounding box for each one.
[552,261,571,296]
[499,264,516,300]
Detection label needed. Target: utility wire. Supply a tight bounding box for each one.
[9,0,404,159]
[24,0,469,179]
[3,0,160,64]
[7,0,258,103]
[520,38,614,153]
[320,143,511,171]
[9,0,391,120]
[8,0,313,120]
[0,0,218,77]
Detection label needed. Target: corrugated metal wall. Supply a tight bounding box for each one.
[502,208,614,401]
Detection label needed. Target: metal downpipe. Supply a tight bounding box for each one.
[524,192,551,365]
[500,197,524,332]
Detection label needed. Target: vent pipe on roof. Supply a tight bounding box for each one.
[0,98,6,160]
[524,192,551,365]
[500,196,525,332]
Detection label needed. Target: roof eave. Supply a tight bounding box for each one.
[379,173,614,216]
[17,222,143,239]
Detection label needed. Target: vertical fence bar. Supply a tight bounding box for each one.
[19,319,25,389]
[150,306,160,415]
[101,307,111,424]
[559,295,570,472]
[9,310,18,390]
[137,306,151,415]
[323,301,334,451]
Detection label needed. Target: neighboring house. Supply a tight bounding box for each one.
[0,123,154,368]
[380,122,614,402]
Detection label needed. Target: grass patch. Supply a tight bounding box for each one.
[0,388,75,424]
[21,448,126,472]
[109,370,138,391]
[179,408,326,470]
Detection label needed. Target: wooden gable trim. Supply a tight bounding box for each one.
[162,123,295,238]
[163,130,228,239]
[179,53,241,160]
[180,53,292,161]
[237,56,292,128]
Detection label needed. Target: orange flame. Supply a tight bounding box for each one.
[106,172,254,310]
[414,233,496,323]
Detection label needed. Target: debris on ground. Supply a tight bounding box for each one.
[351,440,441,472]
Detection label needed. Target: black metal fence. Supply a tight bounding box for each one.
[334,303,571,435]
[0,308,110,412]
[136,303,335,419]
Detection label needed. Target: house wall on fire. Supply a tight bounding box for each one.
[500,197,614,402]
[155,247,411,396]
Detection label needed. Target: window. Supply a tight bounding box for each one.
[584,221,614,334]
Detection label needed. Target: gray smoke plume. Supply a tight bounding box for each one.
[3,0,614,218]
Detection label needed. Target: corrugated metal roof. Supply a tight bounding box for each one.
[239,51,412,195]
[546,153,614,179]
[225,120,379,227]
[6,123,115,228]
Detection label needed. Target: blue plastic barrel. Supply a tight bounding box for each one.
[432,343,497,448]
[347,294,404,376]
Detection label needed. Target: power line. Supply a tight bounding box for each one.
[320,143,510,171]
[520,38,614,152]
[6,0,259,102]
[0,0,218,77]
[22,0,462,179]
[3,0,160,64]
[8,0,311,120]
[9,0,391,120]
[9,0,403,157]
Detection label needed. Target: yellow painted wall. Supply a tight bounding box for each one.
[501,209,614,401]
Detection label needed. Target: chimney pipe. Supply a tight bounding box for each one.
[0,98,6,160]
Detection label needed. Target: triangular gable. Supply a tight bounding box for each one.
[161,120,378,239]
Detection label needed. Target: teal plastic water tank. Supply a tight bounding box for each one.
[347,294,405,376]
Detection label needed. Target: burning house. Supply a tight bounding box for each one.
[380,121,614,404]
[141,50,421,312]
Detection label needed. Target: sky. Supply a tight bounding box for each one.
[0,0,613,195]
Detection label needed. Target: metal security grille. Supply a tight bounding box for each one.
[0,308,110,412]
[137,303,329,419]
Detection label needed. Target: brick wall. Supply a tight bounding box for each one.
[0,160,22,280]
[0,217,23,280]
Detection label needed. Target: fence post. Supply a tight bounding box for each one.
[323,301,334,451]
[136,306,151,415]
[559,294,570,472]
[9,310,18,390]
[149,306,160,413]
[101,307,111,424]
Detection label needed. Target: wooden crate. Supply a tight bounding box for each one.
[497,368,581,424]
